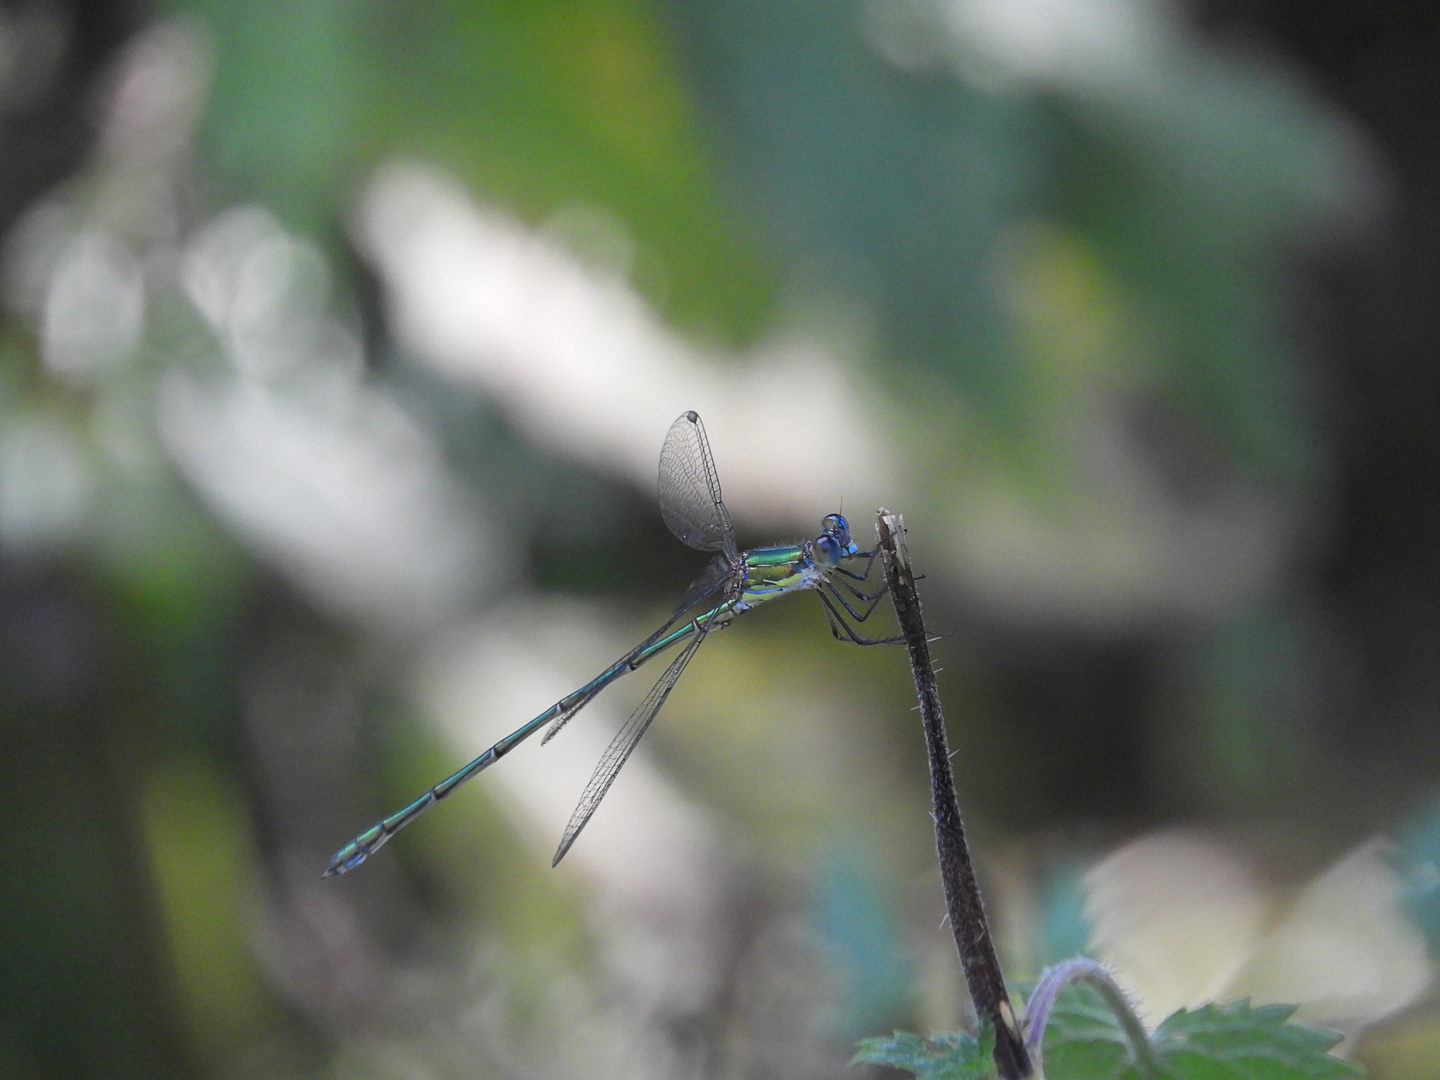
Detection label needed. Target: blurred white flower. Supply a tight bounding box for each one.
[41,229,144,383]
[183,208,355,384]
[356,162,894,531]
[942,0,1163,88]
[159,372,484,635]
[161,207,490,634]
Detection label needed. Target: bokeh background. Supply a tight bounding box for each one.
[3,1,1440,1077]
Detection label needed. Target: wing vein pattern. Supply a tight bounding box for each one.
[551,615,715,865]
[658,411,737,561]
[541,557,731,745]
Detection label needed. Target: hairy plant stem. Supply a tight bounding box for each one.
[876,510,1031,1080]
[1023,957,1162,1079]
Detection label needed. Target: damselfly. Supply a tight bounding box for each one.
[325,410,893,877]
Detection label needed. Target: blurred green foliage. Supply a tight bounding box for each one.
[177,0,778,344]
[0,1,1436,1079]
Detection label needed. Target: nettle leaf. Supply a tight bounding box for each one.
[1037,987,1364,1080]
[858,988,1363,1080]
[1149,1000,1363,1080]
[852,1022,995,1080]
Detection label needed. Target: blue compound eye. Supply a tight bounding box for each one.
[821,513,851,547]
[813,534,842,565]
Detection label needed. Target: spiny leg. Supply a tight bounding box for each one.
[826,580,890,622]
[833,547,881,582]
[819,590,905,646]
[831,576,890,609]
[834,578,885,601]
[817,589,855,642]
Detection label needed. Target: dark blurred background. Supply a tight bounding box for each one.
[1,1,1439,1078]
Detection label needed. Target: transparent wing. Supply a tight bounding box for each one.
[551,616,713,866]
[665,553,731,623]
[541,556,730,746]
[659,411,737,561]
[540,680,607,745]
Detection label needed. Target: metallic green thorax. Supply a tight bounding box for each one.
[737,544,812,610]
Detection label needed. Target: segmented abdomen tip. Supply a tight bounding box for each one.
[322,848,366,878]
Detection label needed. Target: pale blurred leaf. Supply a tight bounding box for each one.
[1084,832,1269,1020]
[1228,841,1431,1034]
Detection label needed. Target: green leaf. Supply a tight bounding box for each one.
[1035,986,1365,1080]
[861,988,1365,1080]
[852,1022,995,1080]
[1041,983,1140,1080]
[1150,1000,1363,1080]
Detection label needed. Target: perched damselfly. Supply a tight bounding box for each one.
[325,410,892,877]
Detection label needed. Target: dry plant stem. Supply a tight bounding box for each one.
[1023,957,1161,1079]
[876,510,1031,1080]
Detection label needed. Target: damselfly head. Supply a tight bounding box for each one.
[818,513,858,559]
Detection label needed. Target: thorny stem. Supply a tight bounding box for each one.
[1023,957,1163,1079]
[876,511,1031,1080]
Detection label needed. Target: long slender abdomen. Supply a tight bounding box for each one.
[323,608,724,876]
